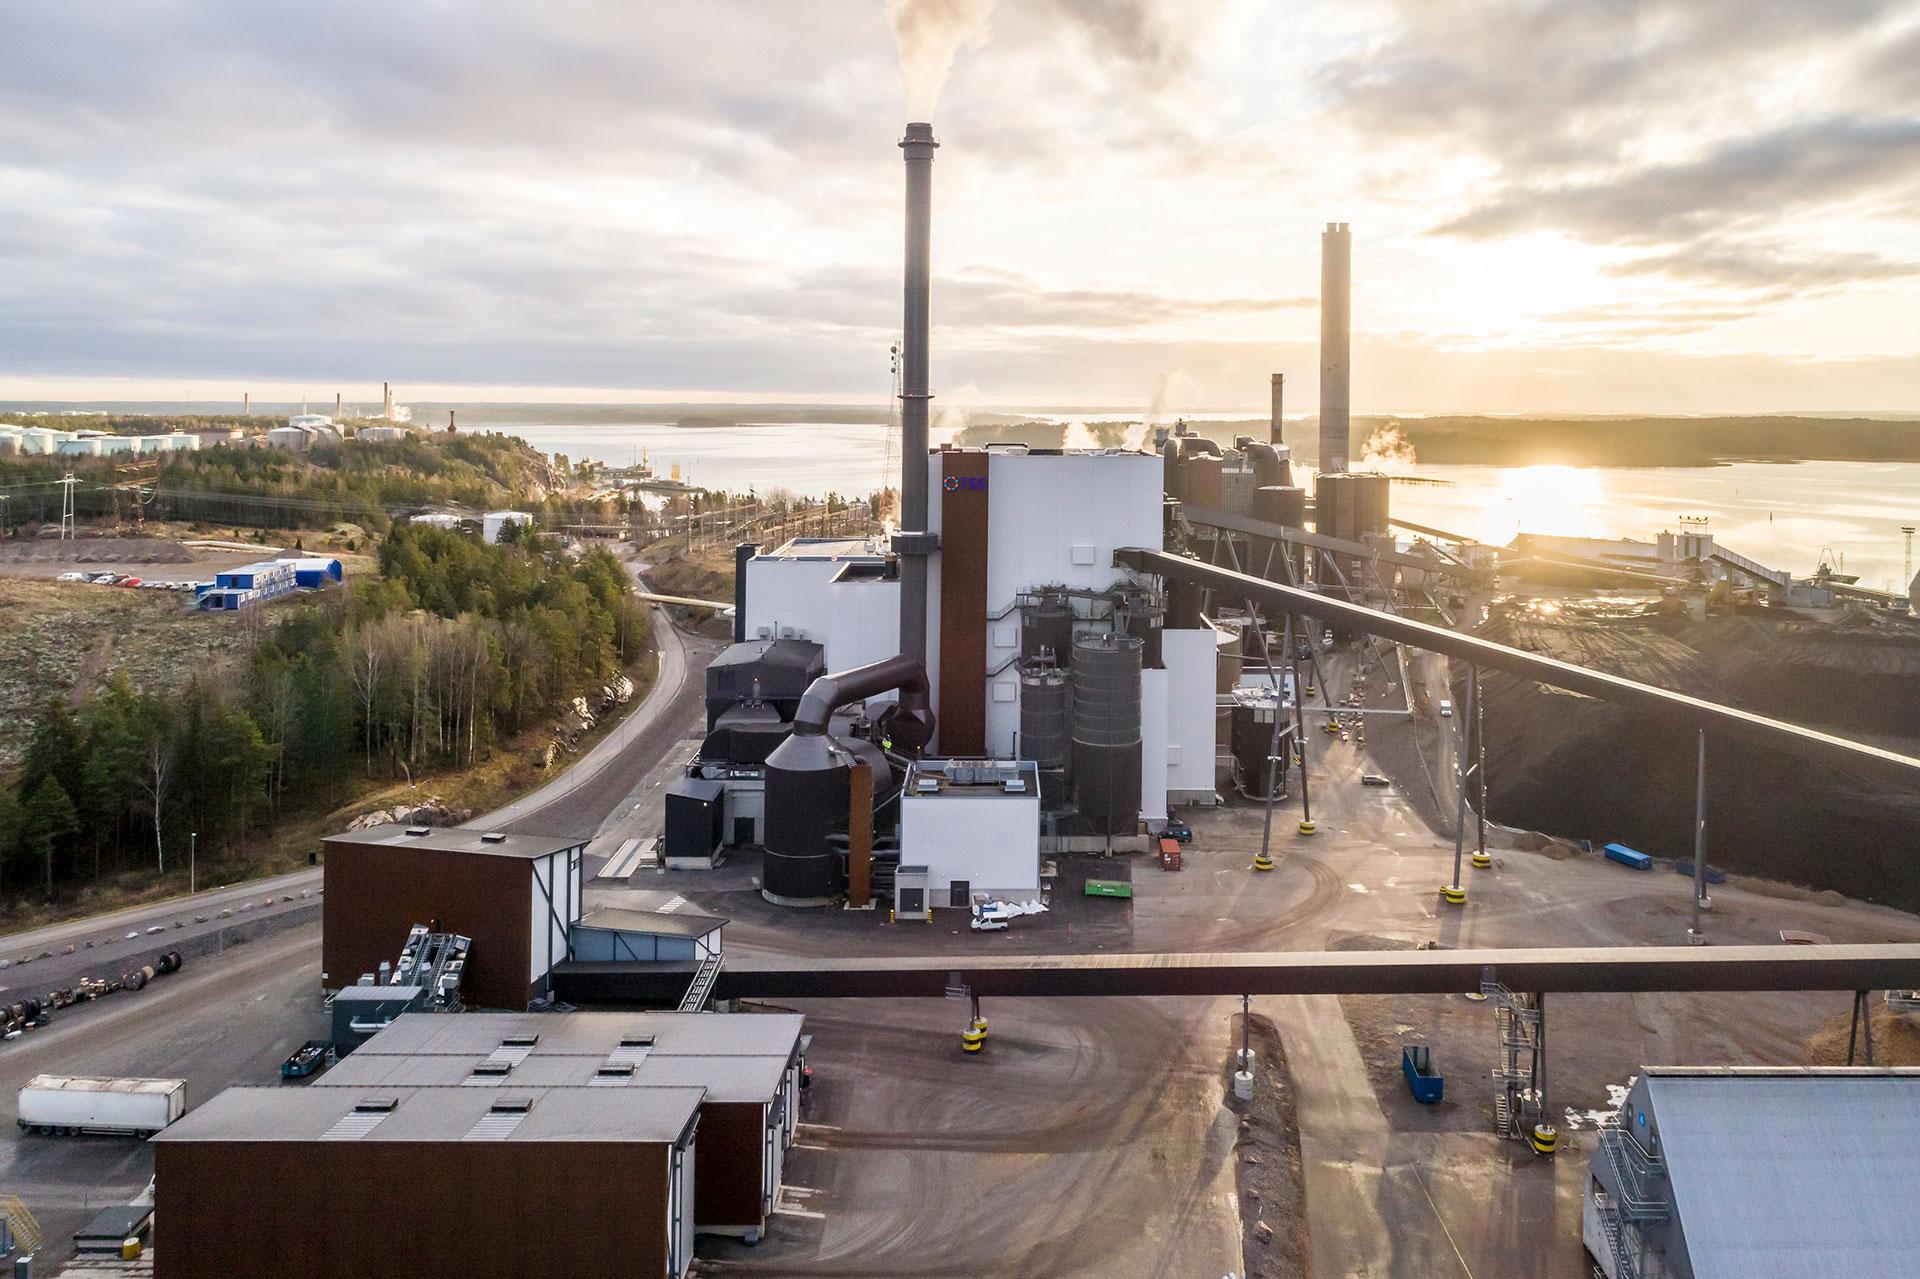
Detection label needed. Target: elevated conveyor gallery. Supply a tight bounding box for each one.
[552,943,1920,1004]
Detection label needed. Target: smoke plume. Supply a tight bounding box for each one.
[888,0,997,118]
[1360,420,1417,473]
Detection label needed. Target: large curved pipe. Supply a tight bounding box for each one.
[792,655,935,752]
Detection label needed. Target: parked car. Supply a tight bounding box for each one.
[56,571,87,582]
[1163,821,1193,844]
[116,576,142,588]
[139,580,170,590]
[1360,774,1390,787]
[88,573,122,585]
[1438,699,1453,717]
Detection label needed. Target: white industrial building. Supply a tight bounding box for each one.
[356,424,408,443]
[484,510,534,544]
[898,758,1043,905]
[740,446,1219,834]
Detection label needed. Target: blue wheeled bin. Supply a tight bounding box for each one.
[1402,1045,1444,1103]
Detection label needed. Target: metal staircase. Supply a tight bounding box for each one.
[1483,979,1544,1140]
[1592,1117,1668,1279]
[0,1194,44,1256]
[677,952,724,1012]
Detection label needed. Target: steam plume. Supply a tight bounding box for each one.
[888,0,997,118]
[1360,420,1417,473]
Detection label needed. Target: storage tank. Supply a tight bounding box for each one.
[1354,471,1390,536]
[1018,667,1070,769]
[761,735,851,905]
[1021,594,1075,667]
[1070,633,1143,835]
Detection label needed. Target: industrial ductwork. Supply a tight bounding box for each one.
[790,654,935,751]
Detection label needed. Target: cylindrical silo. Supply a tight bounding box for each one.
[1070,633,1143,836]
[1019,666,1070,769]
[1354,472,1390,536]
[1022,594,1075,668]
[761,735,850,905]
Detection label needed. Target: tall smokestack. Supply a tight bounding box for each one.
[1319,223,1350,475]
[1269,373,1284,445]
[895,122,939,675]
[335,392,342,421]
[243,391,250,417]
[383,381,394,421]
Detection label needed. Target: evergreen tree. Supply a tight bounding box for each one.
[23,778,79,900]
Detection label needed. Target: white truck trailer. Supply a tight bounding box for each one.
[17,1075,185,1138]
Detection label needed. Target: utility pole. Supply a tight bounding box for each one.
[59,473,76,540]
[1903,526,1915,591]
[1690,729,1710,944]
[190,831,198,895]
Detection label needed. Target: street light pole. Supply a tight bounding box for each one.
[190,831,197,895]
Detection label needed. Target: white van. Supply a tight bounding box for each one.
[1439,700,1453,718]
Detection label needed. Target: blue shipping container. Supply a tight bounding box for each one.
[1603,842,1652,870]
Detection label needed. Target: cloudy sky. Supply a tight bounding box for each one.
[4,0,1918,413]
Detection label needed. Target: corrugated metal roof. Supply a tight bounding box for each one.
[576,906,725,939]
[322,824,584,860]
[320,1051,787,1102]
[355,1011,801,1061]
[153,1085,704,1144]
[1646,1068,1920,1278]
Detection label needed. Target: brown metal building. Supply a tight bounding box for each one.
[152,1084,701,1278]
[321,825,584,1009]
[319,1011,805,1240]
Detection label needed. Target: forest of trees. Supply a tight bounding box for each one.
[0,524,649,900]
[0,428,621,533]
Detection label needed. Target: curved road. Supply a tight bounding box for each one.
[0,597,717,983]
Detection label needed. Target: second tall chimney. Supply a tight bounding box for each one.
[1319,223,1351,475]
[1269,373,1285,445]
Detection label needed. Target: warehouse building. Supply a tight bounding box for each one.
[322,825,584,1010]
[320,1010,805,1241]
[1586,1067,1920,1279]
[153,1083,702,1278]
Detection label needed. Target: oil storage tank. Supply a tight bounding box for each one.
[1070,633,1143,836]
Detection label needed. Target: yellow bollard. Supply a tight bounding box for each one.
[1471,851,1492,869]
[1253,851,1276,872]
[1297,820,1316,836]
[1530,1124,1558,1156]
[972,1016,988,1037]
[961,1025,986,1054]
[1439,884,1467,905]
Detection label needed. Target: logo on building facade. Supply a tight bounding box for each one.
[943,475,987,492]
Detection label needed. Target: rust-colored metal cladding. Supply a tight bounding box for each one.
[693,1100,769,1230]
[152,1085,695,1279]
[937,449,990,755]
[321,826,582,1010]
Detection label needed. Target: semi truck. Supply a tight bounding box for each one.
[17,1075,185,1138]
